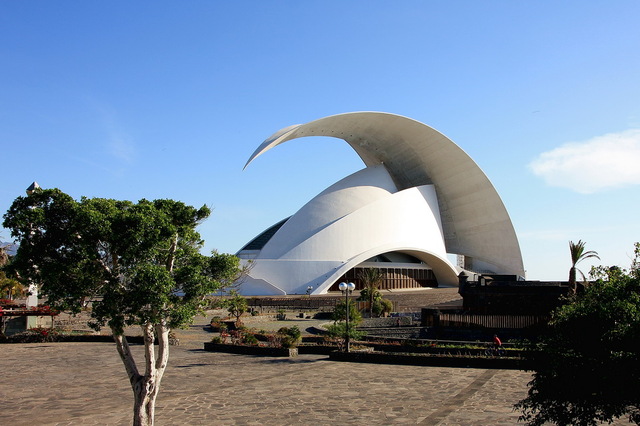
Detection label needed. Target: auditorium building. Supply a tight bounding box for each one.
[236,112,524,295]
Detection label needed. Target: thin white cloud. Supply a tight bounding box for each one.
[529,129,640,193]
[108,132,135,164]
[518,224,625,242]
[85,97,136,165]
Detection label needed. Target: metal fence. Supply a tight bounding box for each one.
[247,297,341,311]
[437,313,548,329]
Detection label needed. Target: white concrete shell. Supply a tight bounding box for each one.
[239,112,524,295]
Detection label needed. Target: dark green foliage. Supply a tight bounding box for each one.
[358,267,384,317]
[329,299,363,349]
[277,325,301,348]
[223,291,249,326]
[373,298,393,317]
[332,299,362,325]
[516,243,640,425]
[3,188,240,333]
[325,322,364,350]
[242,331,259,346]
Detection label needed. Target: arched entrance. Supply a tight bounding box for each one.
[328,252,439,291]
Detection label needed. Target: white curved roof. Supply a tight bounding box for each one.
[240,165,459,294]
[246,112,524,277]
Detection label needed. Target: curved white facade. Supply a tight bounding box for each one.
[238,112,524,295]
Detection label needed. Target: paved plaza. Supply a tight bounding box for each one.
[1,289,632,425]
[3,340,534,426]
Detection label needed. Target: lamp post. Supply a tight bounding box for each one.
[338,281,355,352]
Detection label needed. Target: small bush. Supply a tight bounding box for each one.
[11,327,61,343]
[324,322,364,351]
[243,332,259,346]
[373,299,394,317]
[277,326,302,348]
[210,316,225,331]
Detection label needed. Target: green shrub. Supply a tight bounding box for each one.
[332,300,362,324]
[277,326,302,348]
[243,332,259,346]
[10,327,61,343]
[324,322,364,351]
[373,298,394,317]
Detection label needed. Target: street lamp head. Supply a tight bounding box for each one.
[347,282,355,291]
[338,282,347,292]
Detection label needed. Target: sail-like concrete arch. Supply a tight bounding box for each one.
[238,164,461,295]
[245,112,524,280]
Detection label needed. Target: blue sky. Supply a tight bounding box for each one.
[2,2,639,281]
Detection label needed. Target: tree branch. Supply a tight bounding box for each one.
[112,329,140,385]
[166,232,178,273]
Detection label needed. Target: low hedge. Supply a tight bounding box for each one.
[203,342,298,357]
[329,350,529,370]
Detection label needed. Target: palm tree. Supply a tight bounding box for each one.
[358,267,385,317]
[568,240,600,295]
[1,272,25,300]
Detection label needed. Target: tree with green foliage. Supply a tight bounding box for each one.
[3,188,241,426]
[516,243,640,425]
[332,298,362,325]
[329,298,363,350]
[358,267,384,317]
[0,271,24,300]
[568,239,600,295]
[0,239,25,301]
[223,290,248,326]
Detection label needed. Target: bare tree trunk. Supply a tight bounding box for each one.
[569,267,577,295]
[112,322,170,426]
[166,232,178,272]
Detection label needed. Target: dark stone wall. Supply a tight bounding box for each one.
[459,280,569,315]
